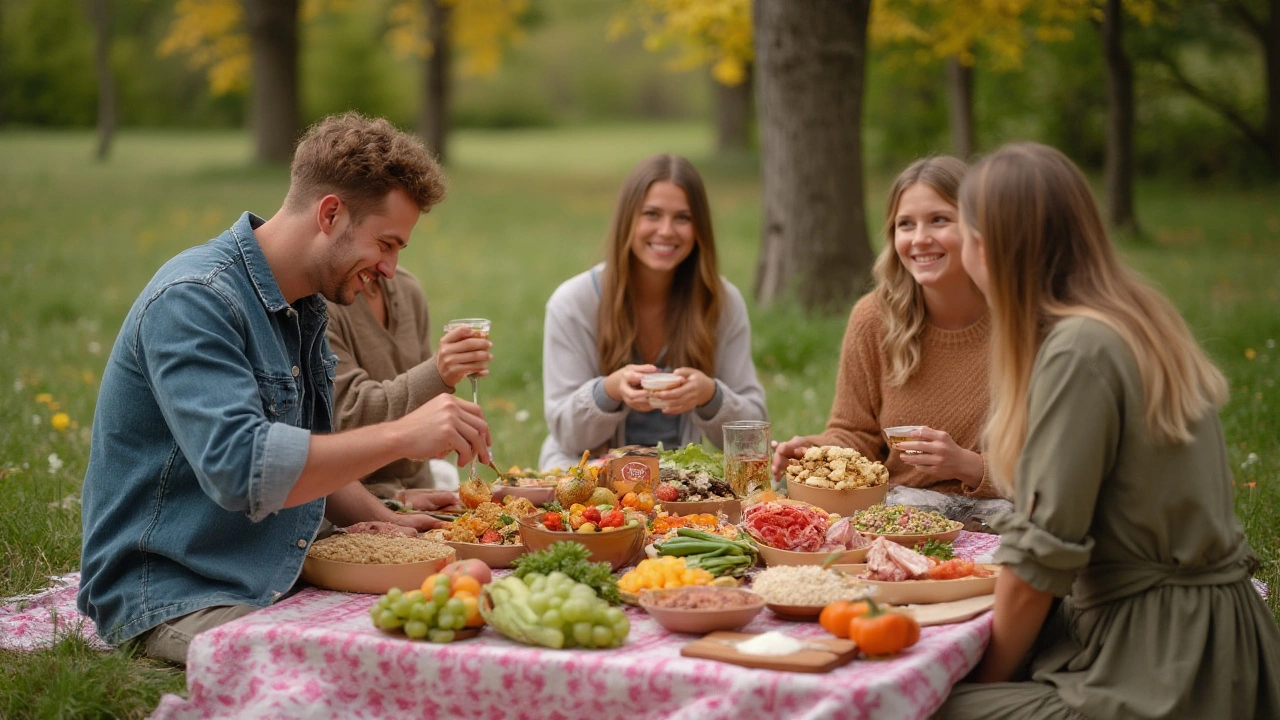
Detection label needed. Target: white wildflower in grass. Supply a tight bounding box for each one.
[1241,452,1259,470]
[13,380,22,393]
[803,387,817,402]
[773,373,791,388]
[32,414,41,426]
[1267,339,1275,349]
[88,341,102,355]
[514,409,530,423]
[48,453,64,474]
[48,493,81,511]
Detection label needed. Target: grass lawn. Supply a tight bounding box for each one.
[1,123,1276,718]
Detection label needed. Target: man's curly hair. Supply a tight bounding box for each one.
[283,112,447,224]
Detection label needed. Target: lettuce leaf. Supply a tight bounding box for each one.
[659,443,725,479]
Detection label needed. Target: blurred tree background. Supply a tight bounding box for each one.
[2,0,1275,312]
[4,0,1271,178]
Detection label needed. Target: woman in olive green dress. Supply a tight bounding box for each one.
[936,142,1280,719]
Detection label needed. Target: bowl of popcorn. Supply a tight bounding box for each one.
[784,446,889,517]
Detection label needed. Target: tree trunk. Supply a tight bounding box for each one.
[714,64,752,155]
[753,0,873,314]
[90,0,115,162]
[243,0,299,164]
[945,58,974,159]
[419,0,451,164]
[1265,0,1280,170]
[0,0,6,126]
[1100,0,1138,234]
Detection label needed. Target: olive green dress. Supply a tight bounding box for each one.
[939,317,1280,720]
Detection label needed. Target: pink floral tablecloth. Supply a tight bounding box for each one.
[147,534,1004,720]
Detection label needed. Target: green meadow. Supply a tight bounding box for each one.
[1,125,1277,717]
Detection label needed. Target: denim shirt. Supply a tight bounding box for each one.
[77,212,337,645]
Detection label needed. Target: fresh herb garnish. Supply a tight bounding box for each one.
[660,443,725,480]
[918,538,955,561]
[511,541,621,605]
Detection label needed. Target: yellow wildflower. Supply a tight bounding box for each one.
[35,393,53,404]
[1245,348,1257,360]
[51,413,71,431]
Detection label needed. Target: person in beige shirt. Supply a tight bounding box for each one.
[326,267,492,499]
[773,156,1008,526]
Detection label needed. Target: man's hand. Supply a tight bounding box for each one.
[391,513,450,532]
[435,325,493,388]
[397,393,492,467]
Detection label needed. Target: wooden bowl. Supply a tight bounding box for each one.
[443,541,527,569]
[658,498,743,523]
[515,515,645,571]
[491,485,556,506]
[638,588,765,634]
[857,524,963,548]
[301,548,456,595]
[765,603,827,622]
[829,564,999,604]
[784,478,888,517]
[753,542,870,568]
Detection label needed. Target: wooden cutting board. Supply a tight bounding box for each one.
[894,594,995,627]
[680,631,858,673]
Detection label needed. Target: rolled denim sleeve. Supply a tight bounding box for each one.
[136,282,309,521]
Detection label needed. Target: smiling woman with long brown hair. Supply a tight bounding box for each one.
[538,154,767,470]
[938,142,1280,719]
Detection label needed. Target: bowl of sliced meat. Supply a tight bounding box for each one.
[830,537,998,604]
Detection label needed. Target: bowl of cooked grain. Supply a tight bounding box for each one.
[784,477,888,517]
[748,565,871,622]
[302,533,455,594]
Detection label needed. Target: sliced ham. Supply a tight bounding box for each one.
[819,518,869,552]
[743,502,830,552]
[865,536,933,581]
[342,521,418,538]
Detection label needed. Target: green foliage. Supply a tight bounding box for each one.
[510,541,621,604]
[0,637,184,720]
[2,0,97,125]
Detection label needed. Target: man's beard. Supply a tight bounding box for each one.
[317,226,359,305]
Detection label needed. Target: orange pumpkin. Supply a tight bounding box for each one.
[846,599,920,657]
[818,600,872,639]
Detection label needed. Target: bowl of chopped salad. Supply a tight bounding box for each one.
[850,504,963,547]
[656,444,743,522]
[423,499,533,568]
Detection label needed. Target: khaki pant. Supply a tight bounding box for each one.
[135,604,258,666]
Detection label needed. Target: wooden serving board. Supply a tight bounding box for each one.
[893,594,994,627]
[680,631,858,673]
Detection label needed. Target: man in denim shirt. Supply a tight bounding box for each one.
[77,113,492,665]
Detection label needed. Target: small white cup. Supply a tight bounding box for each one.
[640,372,681,408]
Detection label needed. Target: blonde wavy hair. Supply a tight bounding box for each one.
[597,154,721,375]
[873,156,969,386]
[960,143,1228,492]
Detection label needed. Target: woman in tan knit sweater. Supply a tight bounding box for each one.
[772,156,1006,508]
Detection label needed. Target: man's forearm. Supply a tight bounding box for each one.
[284,421,411,508]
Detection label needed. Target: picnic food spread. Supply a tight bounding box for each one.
[313,446,995,674]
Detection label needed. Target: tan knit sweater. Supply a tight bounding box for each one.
[325,268,453,495]
[810,294,1001,497]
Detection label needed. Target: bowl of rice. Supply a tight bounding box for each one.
[748,565,870,621]
[301,533,455,594]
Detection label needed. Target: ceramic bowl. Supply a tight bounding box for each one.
[638,587,765,634]
[443,541,527,569]
[784,477,889,517]
[658,498,743,523]
[301,548,456,595]
[491,485,557,506]
[515,514,645,571]
[857,524,963,548]
[753,542,870,568]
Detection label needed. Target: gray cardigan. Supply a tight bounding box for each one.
[539,265,768,470]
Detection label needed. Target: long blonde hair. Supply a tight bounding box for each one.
[960,142,1228,491]
[598,154,721,375]
[873,156,968,385]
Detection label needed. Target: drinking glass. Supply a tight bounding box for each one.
[723,420,771,496]
[444,318,491,478]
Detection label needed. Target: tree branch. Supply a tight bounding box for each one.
[1150,51,1269,152]
[1217,0,1264,39]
